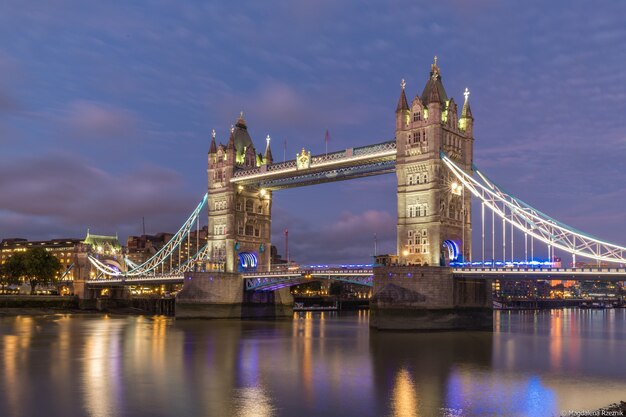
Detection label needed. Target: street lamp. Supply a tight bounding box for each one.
[402,249,409,265]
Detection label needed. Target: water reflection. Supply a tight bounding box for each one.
[0,309,624,417]
[2,316,33,417]
[82,317,124,417]
[390,368,419,417]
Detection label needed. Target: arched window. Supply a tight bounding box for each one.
[245,200,253,212]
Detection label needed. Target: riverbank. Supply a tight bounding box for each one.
[0,295,79,310]
[0,295,175,316]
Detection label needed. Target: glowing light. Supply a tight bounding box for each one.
[464,87,470,102]
[451,181,462,195]
[443,240,460,261]
[259,189,266,197]
[266,134,271,145]
[400,78,406,90]
[239,252,258,270]
[402,250,409,257]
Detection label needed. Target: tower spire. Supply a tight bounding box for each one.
[264,134,273,164]
[209,128,217,154]
[461,87,473,119]
[396,78,409,112]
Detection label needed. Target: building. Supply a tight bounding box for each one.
[0,231,122,281]
[126,226,208,270]
[126,232,174,265]
[207,116,273,272]
[395,57,474,266]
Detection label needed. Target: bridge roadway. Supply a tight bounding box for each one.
[82,266,626,288]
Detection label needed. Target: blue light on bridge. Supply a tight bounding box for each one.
[238,252,258,271]
[450,259,557,268]
[443,240,460,261]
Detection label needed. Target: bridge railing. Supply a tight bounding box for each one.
[231,140,397,180]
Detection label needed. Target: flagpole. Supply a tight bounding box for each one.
[283,139,286,162]
[325,129,329,156]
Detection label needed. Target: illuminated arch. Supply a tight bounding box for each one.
[238,252,258,270]
[442,240,460,261]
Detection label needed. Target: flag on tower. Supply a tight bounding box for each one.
[325,129,329,155]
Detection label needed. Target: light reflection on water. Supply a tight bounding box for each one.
[0,309,625,417]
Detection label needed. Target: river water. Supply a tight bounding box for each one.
[1,309,625,417]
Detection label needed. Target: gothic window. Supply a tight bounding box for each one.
[245,200,253,213]
[236,201,242,211]
[254,228,260,237]
[413,111,421,121]
[256,205,263,214]
[245,225,254,235]
[422,173,428,183]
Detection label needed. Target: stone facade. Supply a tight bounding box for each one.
[395,58,474,265]
[370,265,492,330]
[207,114,273,273]
[175,272,293,318]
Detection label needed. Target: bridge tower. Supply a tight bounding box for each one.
[395,57,474,265]
[207,113,273,273]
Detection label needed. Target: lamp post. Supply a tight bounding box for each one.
[451,181,464,262]
[402,249,409,266]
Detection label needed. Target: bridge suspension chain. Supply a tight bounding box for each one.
[441,152,626,265]
[87,193,208,276]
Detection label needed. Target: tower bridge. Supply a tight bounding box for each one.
[74,57,626,329]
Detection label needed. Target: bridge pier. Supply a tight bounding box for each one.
[370,266,492,331]
[175,272,293,319]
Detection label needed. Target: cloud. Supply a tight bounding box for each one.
[271,207,396,263]
[61,100,138,139]
[0,152,198,240]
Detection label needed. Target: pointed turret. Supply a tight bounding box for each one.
[461,88,473,119]
[264,134,273,165]
[396,78,410,130]
[459,87,474,136]
[396,79,409,112]
[226,125,235,150]
[209,128,217,154]
[420,56,448,105]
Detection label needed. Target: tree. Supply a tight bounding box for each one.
[0,263,5,293]
[24,247,62,295]
[4,252,28,290]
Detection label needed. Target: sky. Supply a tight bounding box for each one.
[1,0,625,264]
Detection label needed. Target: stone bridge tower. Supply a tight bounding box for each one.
[395,57,474,265]
[207,114,273,273]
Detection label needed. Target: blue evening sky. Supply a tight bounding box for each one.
[1,0,625,263]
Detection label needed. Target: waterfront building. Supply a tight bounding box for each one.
[126,226,208,268]
[0,231,122,281]
[207,115,273,272]
[395,57,474,266]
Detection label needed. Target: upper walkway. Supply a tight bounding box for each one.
[230,140,397,189]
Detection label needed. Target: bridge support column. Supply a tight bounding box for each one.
[175,272,293,319]
[370,266,492,331]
